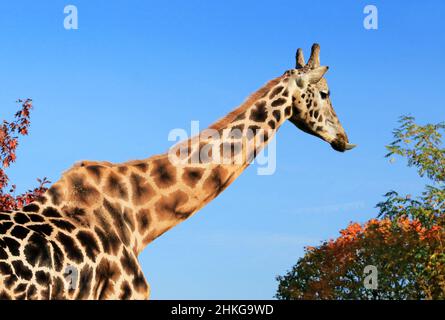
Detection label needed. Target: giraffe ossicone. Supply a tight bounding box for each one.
[0,43,355,300]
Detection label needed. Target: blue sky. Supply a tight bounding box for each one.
[0,1,444,299]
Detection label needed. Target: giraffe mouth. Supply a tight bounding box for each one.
[330,139,357,152]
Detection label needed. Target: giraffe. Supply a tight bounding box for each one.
[0,44,355,300]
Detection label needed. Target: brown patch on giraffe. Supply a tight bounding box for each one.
[249,101,268,122]
[12,261,33,281]
[182,167,205,188]
[0,246,8,260]
[56,232,84,264]
[131,162,149,173]
[41,207,61,218]
[271,98,287,107]
[268,120,276,129]
[22,203,40,213]
[13,212,29,224]
[150,158,177,188]
[76,230,100,261]
[103,199,131,246]
[14,282,27,294]
[0,263,17,289]
[50,240,65,272]
[269,86,284,99]
[10,225,30,240]
[120,249,139,276]
[23,233,52,268]
[50,218,76,232]
[94,226,121,255]
[0,222,13,235]
[76,265,94,300]
[61,206,89,227]
[0,213,10,221]
[130,173,155,206]
[85,165,105,183]
[155,190,191,220]
[35,270,50,287]
[27,223,53,237]
[136,209,150,235]
[120,281,132,300]
[285,106,292,117]
[203,166,229,197]
[68,174,100,207]
[26,284,37,299]
[94,258,121,300]
[4,237,20,256]
[28,213,44,222]
[105,172,129,201]
[133,271,149,294]
[0,261,13,276]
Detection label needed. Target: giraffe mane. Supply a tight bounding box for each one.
[208,75,284,131]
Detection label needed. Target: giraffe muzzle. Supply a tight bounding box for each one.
[330,138,357,152]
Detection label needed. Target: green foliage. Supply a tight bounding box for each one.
[386,116,445,182]
[378,116,445,228]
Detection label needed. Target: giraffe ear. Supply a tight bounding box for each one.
[306,66,329,84]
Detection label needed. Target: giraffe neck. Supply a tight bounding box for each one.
[36,75,292,256]
[138,75,293,249]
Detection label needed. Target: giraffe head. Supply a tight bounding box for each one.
[284,43,356,152]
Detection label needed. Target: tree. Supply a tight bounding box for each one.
[0,99,49,211]
[276,116,445,299]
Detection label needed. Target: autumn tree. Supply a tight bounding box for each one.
[276,116,445,299]
[0,99,49,211]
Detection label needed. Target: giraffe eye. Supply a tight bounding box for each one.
[320,91,329,99]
